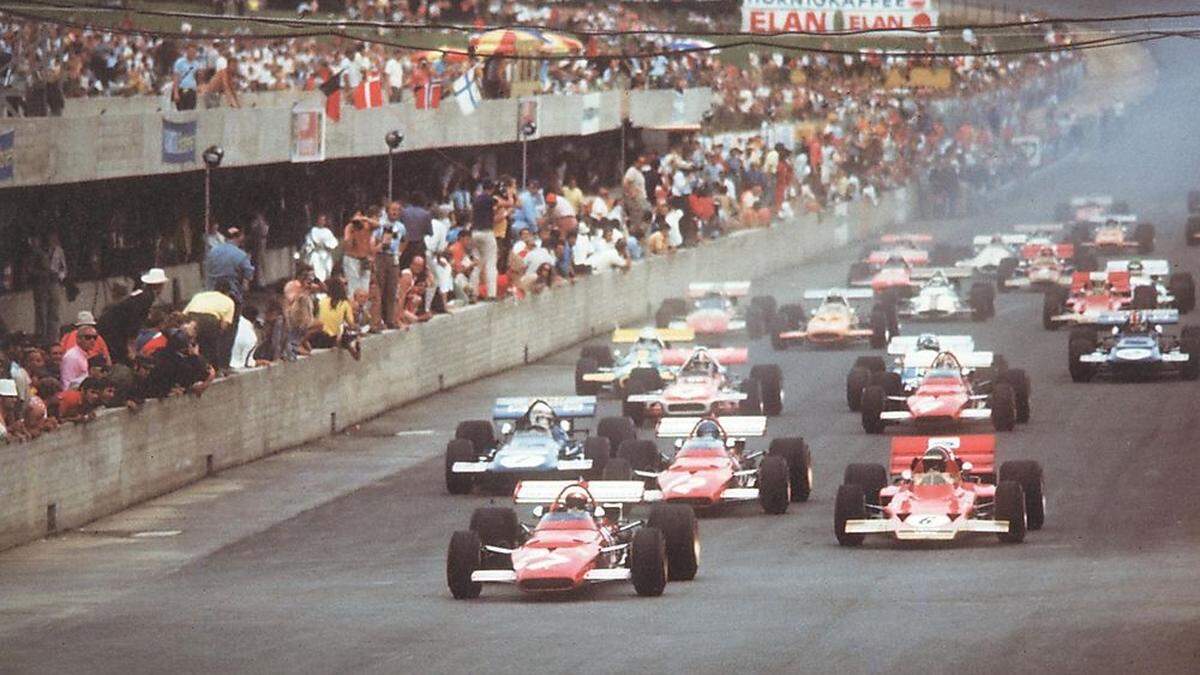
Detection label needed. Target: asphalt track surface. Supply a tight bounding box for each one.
[5,27,1200,675]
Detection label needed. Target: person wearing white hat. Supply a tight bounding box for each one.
[0,378,21,442]
[97,268,169,367]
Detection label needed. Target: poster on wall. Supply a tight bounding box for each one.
[517,98,540,140]
[161,119,196,164]
[742,0,938,34]
[290,108,326,163]
[0,129,13,181]
[580,93,602,135]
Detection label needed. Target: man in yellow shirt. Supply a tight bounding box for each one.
[183,283,236,372]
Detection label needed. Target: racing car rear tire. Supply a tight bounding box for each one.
[470,506,522,550]
[999,368,1032,424]
[870,370,903,397]
[648,504,700,581]
[992,354,1009,375]
[1068,326,1098,347]
[861,386,887,434]
[455,420,496,454]
[990,383,1017,432]
[769,315,790,351]
[1042,289,1067,330]
[757,455,791,514]
[1068,338,1098,383]
[995,481,1028,544]
[739,378,763,415]
[445,439,477,495]
[623,367,664,397]
[1187,215,1200,246]
[597,417,638,453]
[584,437,611,476]
[1069,222,1091,246]
[618,439,661,473]
[779,303,806,329]
[447,530,483,599]
[603,457,634,480]
[996,257,1019,292]
[1181,337,1200,381]
[1169,272,1196,313]
[769,437,812,502]
[1131,285,1157,310]
[622,400,647,428]
[969,282,995,321]
[834,484,867,547]
[869,306,891,349]
[854,356,887,372]
[843,463,888,507]
[1135,222,1155,254]
[630,527,668,597]
[999,461,1045,531]
[846,367,871,411]
[575,357,601,395]
[581,345,614,368]
[751,365,784,416]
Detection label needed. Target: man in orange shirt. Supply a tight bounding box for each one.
[60,311,111,363]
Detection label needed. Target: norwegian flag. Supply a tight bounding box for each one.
[414,78,442,110]
[353,74,384,110]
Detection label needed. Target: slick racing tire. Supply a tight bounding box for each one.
[583,437,611,476]
[769,437,812,502]
[575,357,601,395]
[999,460,1046,531]
[1181,337,1200,381]
[995,481,1028,544]
[618,439,661,473]
[1135,222,1155,254]
[580,344,614,368]
[869,304,891,349]
[445,439,477,495]
[847,261,873,285]
[470,506,521,553]
[757,455,791,515]
[843,463,888,507]
[999,368,1032,424]
[1068,338,1098,383]
[1042,288,1067,330]
[834,484,867,547]
[990,382,1017,432]
[870,370,903,397]
[739,378,763,414]
[1169,272,1196,313]
[750,295,778,331]
[455,420,496,454]
[969,281,995,321]
[603,457,634,481]
[622,399,647,428]
[648,504,700,581]
[1074,250,1099,273]
[854,356,887,373]
[630,527,668,597]
[996,257,1019,292]
[597,416,638,453]
[751,364,784,416]
[769,315,790,351]
[846,367,871,411]
[447,530,483,599]
[860,385,887,434]
[1131,285,1157,310]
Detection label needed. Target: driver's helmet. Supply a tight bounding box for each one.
[1105,218,1118,227]
[918,446,955,473]
[559,486,591,511]
[1039,246,1054,257]
[929,270,949,285]
[694,419,722,439]
[990,234,1003,244]
[529,406,554,431]
[916,333,940,351]
[687,352,712,371]
[1128,259,1144,275]
[1128,310,1144,333]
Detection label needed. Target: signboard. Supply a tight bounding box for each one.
[290,108,326,163]
[0,129,12,181]
[742,0,938,34]
[580,93,601,135]
[161,119,195,164]
[517,98,540,140]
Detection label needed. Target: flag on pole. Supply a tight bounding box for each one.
[414,77,443,110]
[353,74,384,110]
[451,68,482,116]
[319,70,343,122]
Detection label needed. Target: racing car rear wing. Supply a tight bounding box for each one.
[887,335,975,356]
[1090,309,1179,326]
[1013,223,1064,234]
[1084,214,1137,224]
[901,350,994,370]
[654,416,767,439]
[803,288,875,301]
[513,480,647,504]
[1070,195,1113,207]
[880,233,933,244]
[889,435,996,477]
[909,267,974,280]
[660,347,748,366]
[687,281,751,298]
[1105,259,1171,277]
[492,396,597,420]
[611,327,695,343]
[971,234,1027,247]
[1020,243,1074,260]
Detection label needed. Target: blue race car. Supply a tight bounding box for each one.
[444,397,638,494]
[1069,309,1200,382]
[574,327,694,397]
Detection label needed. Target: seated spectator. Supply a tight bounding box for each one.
[255,299,290,362]
[589,238,632,274]
[58,376,106,422]
[312,276,362,360]
[45,344,64,381]
[144,329,215,399]
[284,264,321,356]
[230,306,262,371]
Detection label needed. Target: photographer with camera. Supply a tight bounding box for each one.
[341,212,380,301]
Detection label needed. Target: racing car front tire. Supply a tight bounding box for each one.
[846,367,871,411]
[870,370,903,397]
[630,527,668,597]
[843,463,888,507]
[990,383,1017,432]
[834,484,867,547]
[869,305,891,349]
[751,364,784,416]
[597,416,638,454]
[998,461,1045,531]
[583,437,611,476]
[739,378,763,415]
[969,282,995,321]
[648,504,700,581]
[1042,288,1067,330]
[455,420,496,454]
[602,457,634,480]
[769,315,790,351]
[470,506,522,552]
[995,481,1028,544]
[1068,338,1098,382]
[860,386,887,434]
[618,439,661,473]
[447,530,484,599]
[996,257,1018,292]
[854,356,887,372]
[757,455,791,514]
[769,437,812,502]
[999,368,1032,423]
[445,439,477,495]
[575,357,601,395]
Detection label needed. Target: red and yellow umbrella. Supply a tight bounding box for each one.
[418,45,470,64]
[469,28,584,57]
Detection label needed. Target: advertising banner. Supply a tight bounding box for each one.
[161,119,196,165]
[0,129,12,181]
[290,108,326,163]
[742,0,938,34]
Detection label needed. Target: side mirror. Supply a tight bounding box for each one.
[901,469,913,481]
[593,506,605,518]
[531,505,545,517]
[500,422,514,435]
[961,461,973,473]
[674,439,684,449]
[560,419,572,433]
[725,438,737,448]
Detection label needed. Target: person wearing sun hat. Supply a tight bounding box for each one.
[59,309,112,363]
[97,268,169,367]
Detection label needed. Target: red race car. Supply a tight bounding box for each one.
[623,347,783,424]
[447,481,698,599]
[834,435,1045,545]
[1042,270,1132,329]
[606,416,810,515]
[859,351,1027,434]
[654,282,778,339]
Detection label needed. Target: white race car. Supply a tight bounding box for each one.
[891,270,995,322]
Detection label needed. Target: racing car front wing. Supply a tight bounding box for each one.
[844,517,1010,540]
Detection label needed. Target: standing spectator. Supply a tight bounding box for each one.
[26,232,66,343]
[341,213,378,300]
[623,156,649,231]
[302,213,339,283]
[205,227,254,305]
[183,282,237,374]
[369,226,400,331]
[60,323,100,390]
[254,300,288,363]
[471,180,500,300]
[97,268,168,366]
[172,44,203,111]
[545,192,578,237]
[399,192,433,271]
